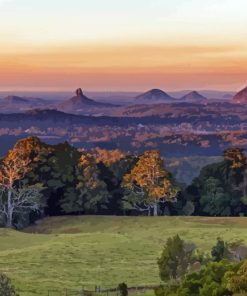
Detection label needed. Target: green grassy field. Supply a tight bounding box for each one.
[1,216,247,296]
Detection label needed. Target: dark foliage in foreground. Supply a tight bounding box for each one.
[156,236,247,296]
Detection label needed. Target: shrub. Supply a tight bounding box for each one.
[158,235,196,281]
[118,283,128,296]
[211,238,231,262]
[0,273,19,296]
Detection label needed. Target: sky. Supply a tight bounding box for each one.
[0,0,247,91]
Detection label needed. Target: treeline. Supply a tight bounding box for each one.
[184,147,247,217]
[0,137,247,228]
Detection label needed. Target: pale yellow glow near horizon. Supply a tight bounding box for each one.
[0,0,247,91]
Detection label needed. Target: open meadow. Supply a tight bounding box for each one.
[1,216,247,295]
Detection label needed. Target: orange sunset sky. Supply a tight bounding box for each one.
[0,0,247,91]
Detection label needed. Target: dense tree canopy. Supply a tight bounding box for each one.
[188,147,247,216]
[1,137,247,228]
[200,177,231,216]
[60,153,109,214]
[0,138,140,224]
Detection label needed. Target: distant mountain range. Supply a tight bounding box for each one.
[0,87,240,115]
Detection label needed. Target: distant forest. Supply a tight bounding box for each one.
[0,136,247,228]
